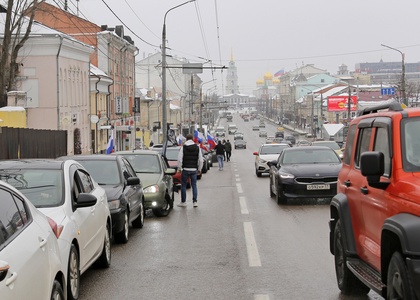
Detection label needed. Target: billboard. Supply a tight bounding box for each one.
[327,96,357,112]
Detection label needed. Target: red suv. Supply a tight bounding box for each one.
[329,101,420,299]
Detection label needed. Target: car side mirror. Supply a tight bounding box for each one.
[360,151,389,189]
[127,177,140,186]
[76,193,97,208]
[253,151,258,155]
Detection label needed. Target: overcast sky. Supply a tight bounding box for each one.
[49,0,420,95]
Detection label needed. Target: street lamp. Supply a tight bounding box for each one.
[162,0,195,141]
[381,43,407,106]
[199,79,217,130]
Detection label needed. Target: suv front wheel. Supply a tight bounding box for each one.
[334,220,369,295]
[387,251,417,299]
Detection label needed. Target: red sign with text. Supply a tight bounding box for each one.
[327,96,358,112]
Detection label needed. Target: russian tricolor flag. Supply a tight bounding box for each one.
[106,130,114,154]
[207,133,216,149]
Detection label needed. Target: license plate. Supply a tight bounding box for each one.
[307,184,330,190]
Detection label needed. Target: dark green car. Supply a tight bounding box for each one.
[114,150,176,217]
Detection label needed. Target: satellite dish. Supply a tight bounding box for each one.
[90,115,99,124]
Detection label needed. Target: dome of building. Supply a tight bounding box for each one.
[256,78,264,85]
[272,78,280,84]
[264,72,273,80]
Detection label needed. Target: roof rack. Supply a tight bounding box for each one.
[358,101,403,116]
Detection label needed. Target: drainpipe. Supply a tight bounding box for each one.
[93,72,101,153]
[56,35,64,130]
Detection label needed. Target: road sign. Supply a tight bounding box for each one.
[381,87,395,95]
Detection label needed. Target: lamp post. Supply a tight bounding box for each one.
[199,79,217,131]
[381,43,407,106]
[162,0,195,141]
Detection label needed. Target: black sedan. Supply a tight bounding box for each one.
[59,154,145,243]
[268,146,342,204]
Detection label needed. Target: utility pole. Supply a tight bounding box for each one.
[348,84,352,125]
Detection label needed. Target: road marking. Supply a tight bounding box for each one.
[236,178,241,182]
[243,222,261,267]
[239,196,249,214]
[236,183,243,193]
[254,295,270,300]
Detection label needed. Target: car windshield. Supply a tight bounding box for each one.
[260,145,289,154]
[0,169,63,208]
[282,148,341,164]
[77,160,120,185]
[121,154,161,174]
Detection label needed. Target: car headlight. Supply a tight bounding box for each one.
[108,199,121,210]
[259,159,266,164]
[144,185,159,194]
[279,171,294,179]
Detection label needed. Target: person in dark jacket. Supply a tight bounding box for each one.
[177,134,204,207]
[225,140,232,162]
[214,140,226,170]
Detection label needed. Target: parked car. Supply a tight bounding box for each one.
[329,102,420,299]
[59,154,145,244]
[0,180,65,300]
[114,150,176,217]
[259,130,267,138]
[234,139,247,149]
[311,140,343,159]
[0,159,112,300]
[252,125,259,131]
[268,146,342,204]
[253,143,291,177]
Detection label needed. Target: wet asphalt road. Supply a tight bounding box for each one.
[79,114,384,300]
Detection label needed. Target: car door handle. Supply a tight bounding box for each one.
[5,272,17,286]
[39,237,47,248]
[360,187,368,195]
[344,180,351,187]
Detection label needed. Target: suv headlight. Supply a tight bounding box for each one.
[144,185,159,194]
[279,171,294,179]
[259,159,267,164]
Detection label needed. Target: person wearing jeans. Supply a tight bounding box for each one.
[177,134,203,207]
[214,140,226,170]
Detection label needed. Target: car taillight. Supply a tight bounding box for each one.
[47,216,63,238]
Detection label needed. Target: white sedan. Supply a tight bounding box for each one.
[0,180,65,299]
[0,159,112,300]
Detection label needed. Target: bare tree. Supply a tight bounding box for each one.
[0,0,44,107]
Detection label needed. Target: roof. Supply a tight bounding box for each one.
[0,159,65,170]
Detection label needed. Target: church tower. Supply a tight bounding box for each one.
[225,49,239,94]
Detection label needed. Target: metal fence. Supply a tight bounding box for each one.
[0,127,67,159]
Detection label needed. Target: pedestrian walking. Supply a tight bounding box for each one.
[214,140,226,170]
[225,139,232,162]
[222,139,227,161]
[177,134,204,207]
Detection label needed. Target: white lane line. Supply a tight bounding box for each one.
[235,174,239,177]
[236,178,241,182]
[236,183,243,193]
[254,295,270,300]
[243,222,262,267]
[239,196,249,214]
